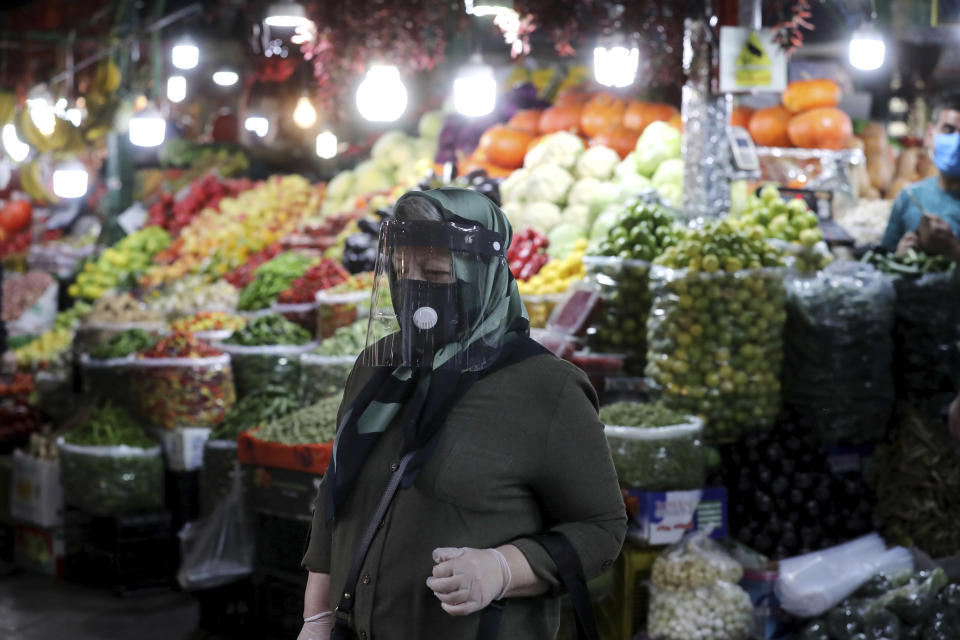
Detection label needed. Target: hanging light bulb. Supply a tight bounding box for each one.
[129,104,167,147]
[453,56,497,118]
[292,95,317,129]
[2,124,30,163]
[265,1,311,28]
[464,0,514,17]
[52,160,89,199]
[849,25,885,71]
[26,87,57,137]
[593,44,640,88]
[245,116,270,138]
[316,129,338,159]
[212,70,239,87]
[172,39,200,70]
[167,75,187,103]
[65,107,84,127]
[356,65,407,122]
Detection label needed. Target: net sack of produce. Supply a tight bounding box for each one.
[218,342,317,400]
[271,301,318,335]
[783,261,895,445]
[315,290,369,339]
[600,402,704,491]
[130,356,236,429]
[57,438,163,515]
[583,256,652,375]
[300,354,355,405]
[520,293,566,329]
[646,265,786,443]
[33,361,76,423]
[648,532,752,640]
[79,354,133,408]
[73,320,167,357]
[177,461,253,590]
[889,269,960,402]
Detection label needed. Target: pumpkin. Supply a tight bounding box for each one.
[539,105,583,135]
[508,109,543,136]
[748,106,793,147]
[623,101,679,133]
[782,79,841,113]
[591,126,641,159]
[667,113,683,131]
[731,106,754,129]
[554,89,593,107]
[581,93,626,138]
[458,151,514,179]
[786,107,853,150]
[478,125,534,169]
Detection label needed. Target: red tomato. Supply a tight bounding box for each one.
[0,200,32,234]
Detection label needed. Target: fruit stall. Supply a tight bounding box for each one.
[1,1,960,640]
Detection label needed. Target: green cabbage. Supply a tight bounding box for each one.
[547,223,588,259]
[634,121,682,177]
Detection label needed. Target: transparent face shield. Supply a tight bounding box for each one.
[362,218,509,370]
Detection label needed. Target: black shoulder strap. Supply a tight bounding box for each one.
[477,531,599,640]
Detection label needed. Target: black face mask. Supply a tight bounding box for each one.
[393,279,461,366]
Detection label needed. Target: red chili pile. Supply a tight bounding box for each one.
[508,229,549,281]
[140,331,224,359]
[277,259,351,304]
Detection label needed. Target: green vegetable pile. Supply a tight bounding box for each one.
[874,405,960,558]
[209,386,302,441]
[863,249,960,402]
[585,200,679,374]
[600,402,704,490]
[225,314,312,346]
[646,220,786,443]
[798,569,958,640]
[314,320,368,356]
[88,329,158,360]
[256,394,342,445]
[237,252,314,311]
[783,263,895,445]
[60,404,163,515]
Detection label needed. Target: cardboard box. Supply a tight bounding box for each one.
[14,523,65,577]
[10,450,63,527]
[625,486,728,545]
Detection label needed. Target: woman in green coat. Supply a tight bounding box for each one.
[299,188,626,640]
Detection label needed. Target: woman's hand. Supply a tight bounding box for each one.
[896,231,918,255]
[426,547,509,615]
[299,572,332,640]
[297,613,333,640]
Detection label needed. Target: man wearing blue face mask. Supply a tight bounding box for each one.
[882,92,960,259]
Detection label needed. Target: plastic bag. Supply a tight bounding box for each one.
[80,354,133,409]
[57,437,164,515]
[648,532,752,640]
[775,534,914,618]
[129,356,237,429]
[177,461,254,590]
[200,439,240,517]
[300,353,355,405]
[646,265,786,443]
[783,261,895,444]
[604,417,705,490]
[889,269,960,403]
[217,342,316,400]
[583,256,652,375]
[651,532,744,590]
[315,290,370,340]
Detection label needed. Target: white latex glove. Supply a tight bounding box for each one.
[297,611,333,640]
[426,547,512,616]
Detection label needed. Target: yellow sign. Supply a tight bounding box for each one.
[735,32,772,86]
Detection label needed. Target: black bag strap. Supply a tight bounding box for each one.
[332,449,417,632]
[477,531,599,640]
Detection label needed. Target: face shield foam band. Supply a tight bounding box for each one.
[381,218,506,258]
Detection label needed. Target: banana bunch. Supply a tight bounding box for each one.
[14,107,84,155]
[506,65,589,100]
[0,91,15,126]
[82,60,121,143]
[18,160,58,205]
